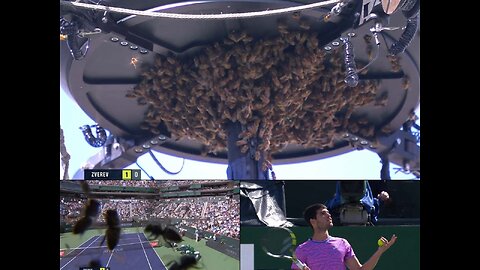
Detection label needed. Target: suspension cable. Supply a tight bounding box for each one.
[60,0,342,20]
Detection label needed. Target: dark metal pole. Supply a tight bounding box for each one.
[226,121,269,180]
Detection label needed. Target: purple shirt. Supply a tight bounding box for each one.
[291,236,355,270]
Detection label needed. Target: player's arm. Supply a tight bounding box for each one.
[345,235,397,270]
[291,248,310,270]
[291,262,310,270]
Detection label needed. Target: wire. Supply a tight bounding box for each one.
[357,43,379,73]
[388,15,418,55]
[148,150,185,175]
[135,161,155,180]
[60,0,341,20]
[380,31,391,52]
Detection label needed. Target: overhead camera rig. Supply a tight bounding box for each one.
[60,0,420,179]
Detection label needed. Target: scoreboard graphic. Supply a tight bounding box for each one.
[84,169,141,180]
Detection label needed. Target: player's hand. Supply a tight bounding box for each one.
[377,191,390,201]
[302,265,311,270]
[377,234,397,253]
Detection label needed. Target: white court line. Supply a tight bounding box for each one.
[90,240,152,249]
[106,249,115,267]
[60,235,96,261]
[60,235,102,270]
[142,232,168,268]
[137,234,153,270]
[116,239,149,245]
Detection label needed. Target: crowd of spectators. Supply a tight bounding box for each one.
[86,180,159,188]
[180,196,240,239]
[60,194,240,239]
[86,180,231,189]
[83,180,230,188]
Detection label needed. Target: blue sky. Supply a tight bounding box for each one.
[61,89,419,180]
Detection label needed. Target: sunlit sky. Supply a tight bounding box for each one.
[60,89,419,180]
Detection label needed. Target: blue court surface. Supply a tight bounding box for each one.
[60,233,167,270]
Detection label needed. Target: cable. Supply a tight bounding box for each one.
[60,0,341,20]
[135,161,155,180]
[357,42,379,73]
[148,150,185,175]
[60,17,88,60]
[388,15,418,55]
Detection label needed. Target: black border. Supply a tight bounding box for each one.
[22,0,450,269]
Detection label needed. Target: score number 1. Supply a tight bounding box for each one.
[121,169,141,180]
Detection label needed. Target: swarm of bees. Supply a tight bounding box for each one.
[129,14,406,168]
[72,182,122,251]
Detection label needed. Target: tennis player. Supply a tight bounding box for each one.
[292,203,397,270]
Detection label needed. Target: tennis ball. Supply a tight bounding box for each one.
[378,239,384,247]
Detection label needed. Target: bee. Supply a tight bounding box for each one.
[380,125,393,134]
[228,30,247,43]
[277,19,289,35]
[375,92,389,107]
[73,182,100,235]
[348,122,360,134]
[242,35,254,44]
[236,139,248,147]
[402,75,410,90]
[387,54,402,72]
[137,97,148,106]
[363,34,374,60]
[166,55,177,65]
[130,57,139,69]
[140,122,151,130]
[361,126,375,138]
[291,11,301,21]
[99,209,121,250]
[357,116,369,125]
[145,224,183,246]
[167,254,200,270]
[72,216,93,235]
[80,180,91,196]
[306,34,319,51]
[254,150,261,161]
[299,18,311,30]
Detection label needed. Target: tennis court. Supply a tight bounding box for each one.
[61,227,240,270]
[60,232,167,270]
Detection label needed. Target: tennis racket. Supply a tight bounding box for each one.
[261,226,307,269]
